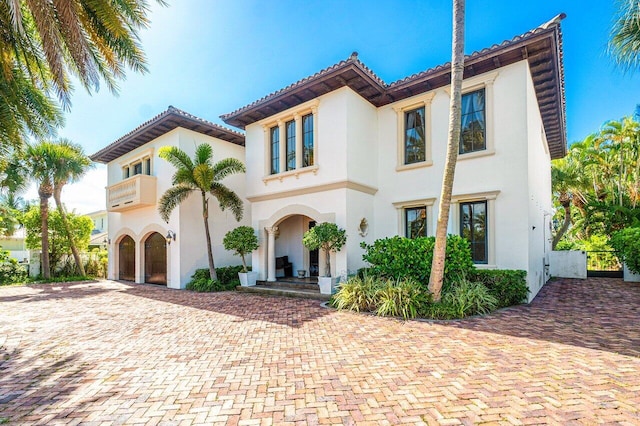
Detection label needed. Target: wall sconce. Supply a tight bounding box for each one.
[166,230,177,245]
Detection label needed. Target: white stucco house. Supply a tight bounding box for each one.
[91,15,566,300]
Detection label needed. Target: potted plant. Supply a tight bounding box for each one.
[223,226,259,286]
[302,222,347,294]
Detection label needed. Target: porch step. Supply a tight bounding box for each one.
[236,283,330,301]
[257,279,319,291]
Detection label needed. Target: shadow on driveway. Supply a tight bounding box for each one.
[446,277,640,358]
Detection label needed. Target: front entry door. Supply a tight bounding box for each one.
[145,232,167,285]
[309,221,319,277]
[118,236,135,281]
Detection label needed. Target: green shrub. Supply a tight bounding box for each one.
[223,226,259,272]
[360,235,474,291]
[441,279,498,318]
[0,250,27,285]
[468,269,528,308]
[375,278,430,320]
[610,228,640,274]
[186,265,247,292]
[333,275,381,312]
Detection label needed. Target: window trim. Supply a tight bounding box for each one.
[261,100,319,184]
[120,148,154,181]
[393,93,435,171]
[444,71,498,161]
[392,197,436,237]
[450,190,499,267]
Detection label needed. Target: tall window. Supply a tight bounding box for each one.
[459,89,486,154]
[460,201,487,263]
[286,120,296,171]
[133,162,143,176]
[404,107,425,164]
[302,114,314,167]
[405,207,427,239]
[270,126,280,174]
[145,158,151,175]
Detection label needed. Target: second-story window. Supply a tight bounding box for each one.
[405,107,425,164]
[302,114,314,167]
[460,89,486,154]
[270,126,280,174]
[133,162,143,175]
[286,120,296,171]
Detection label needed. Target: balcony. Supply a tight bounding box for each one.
[107,174,157,212]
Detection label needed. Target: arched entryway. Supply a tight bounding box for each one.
[118,235,135,281]
[144,232,167,285]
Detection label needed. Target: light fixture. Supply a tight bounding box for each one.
[166,230,176,245]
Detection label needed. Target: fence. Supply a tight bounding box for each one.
[586,251,623,278]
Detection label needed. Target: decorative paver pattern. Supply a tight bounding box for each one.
[1,278,639,425]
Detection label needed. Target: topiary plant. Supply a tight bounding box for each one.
[223,226,259,273]
[302,222,347,277]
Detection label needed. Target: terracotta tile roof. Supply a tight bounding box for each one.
[221,14,567,159]
[90,106,245,163]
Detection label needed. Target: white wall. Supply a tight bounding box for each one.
[525,64,554,300]
[549,251,586,279]
[106,128,250,288]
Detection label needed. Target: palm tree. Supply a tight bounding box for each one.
[158,144,245,281]
[0,0,165,150]
[50,140,93,276]
[610,0,640,71]
[428,0,465,301]
[551,156,585,248]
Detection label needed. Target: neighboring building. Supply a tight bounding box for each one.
[0,228,29,264]
[92,16,566,300]
[90,108,249,288]
[86,210,109,249]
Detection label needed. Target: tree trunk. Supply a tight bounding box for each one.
[240,254,247,273]
[428,0,465,302]
[323,246,331,277]
[38,188,51,280]
[552,198,572,249]
[201,192,217,281]
[53,185,86,276]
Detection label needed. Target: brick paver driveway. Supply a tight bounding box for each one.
[1,278,639,425]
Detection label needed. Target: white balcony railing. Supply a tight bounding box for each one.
[107,174,157,212]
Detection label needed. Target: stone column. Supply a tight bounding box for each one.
[266,226,278,282]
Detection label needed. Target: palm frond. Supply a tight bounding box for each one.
[210,182,244,222]
[158,146,193,172]
[158,184,193,222]
[212,157,246,181]
[193,163,214,190]
[194,143,213,166]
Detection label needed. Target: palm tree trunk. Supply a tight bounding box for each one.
[428,0,465,302]
[552,199,572,249]
[53,186,86,276]
[39,193,51,279]
[201,192,217,281]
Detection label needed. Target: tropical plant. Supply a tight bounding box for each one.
[429,0,465,301]
[302,222,347,277]
[0,0,166,150]
[158,144,245,281]
[441,279,498,318]
[375,278,429,320]
[23,205,93,276]
[223,226,259,273]
[610,227,640,274]
[50,140,93,276]
[332,274,381,312]
[610,0,640,71]
[468,269,528,308]
[186,266,245,292]
[360,235,474,292]
[0,249,27,285]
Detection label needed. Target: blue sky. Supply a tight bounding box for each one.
[50,0,640,213]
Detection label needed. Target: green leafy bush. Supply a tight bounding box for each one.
[0,250,27,285]
[223,226,259,272]
[186,265,246,292]
[85,248,108,278]
[333,275,381,312]
[468,269,528,308]
[375,278,430,320]
[610,228,640,274]
[441,279,498,318]
[360,235,474,291]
